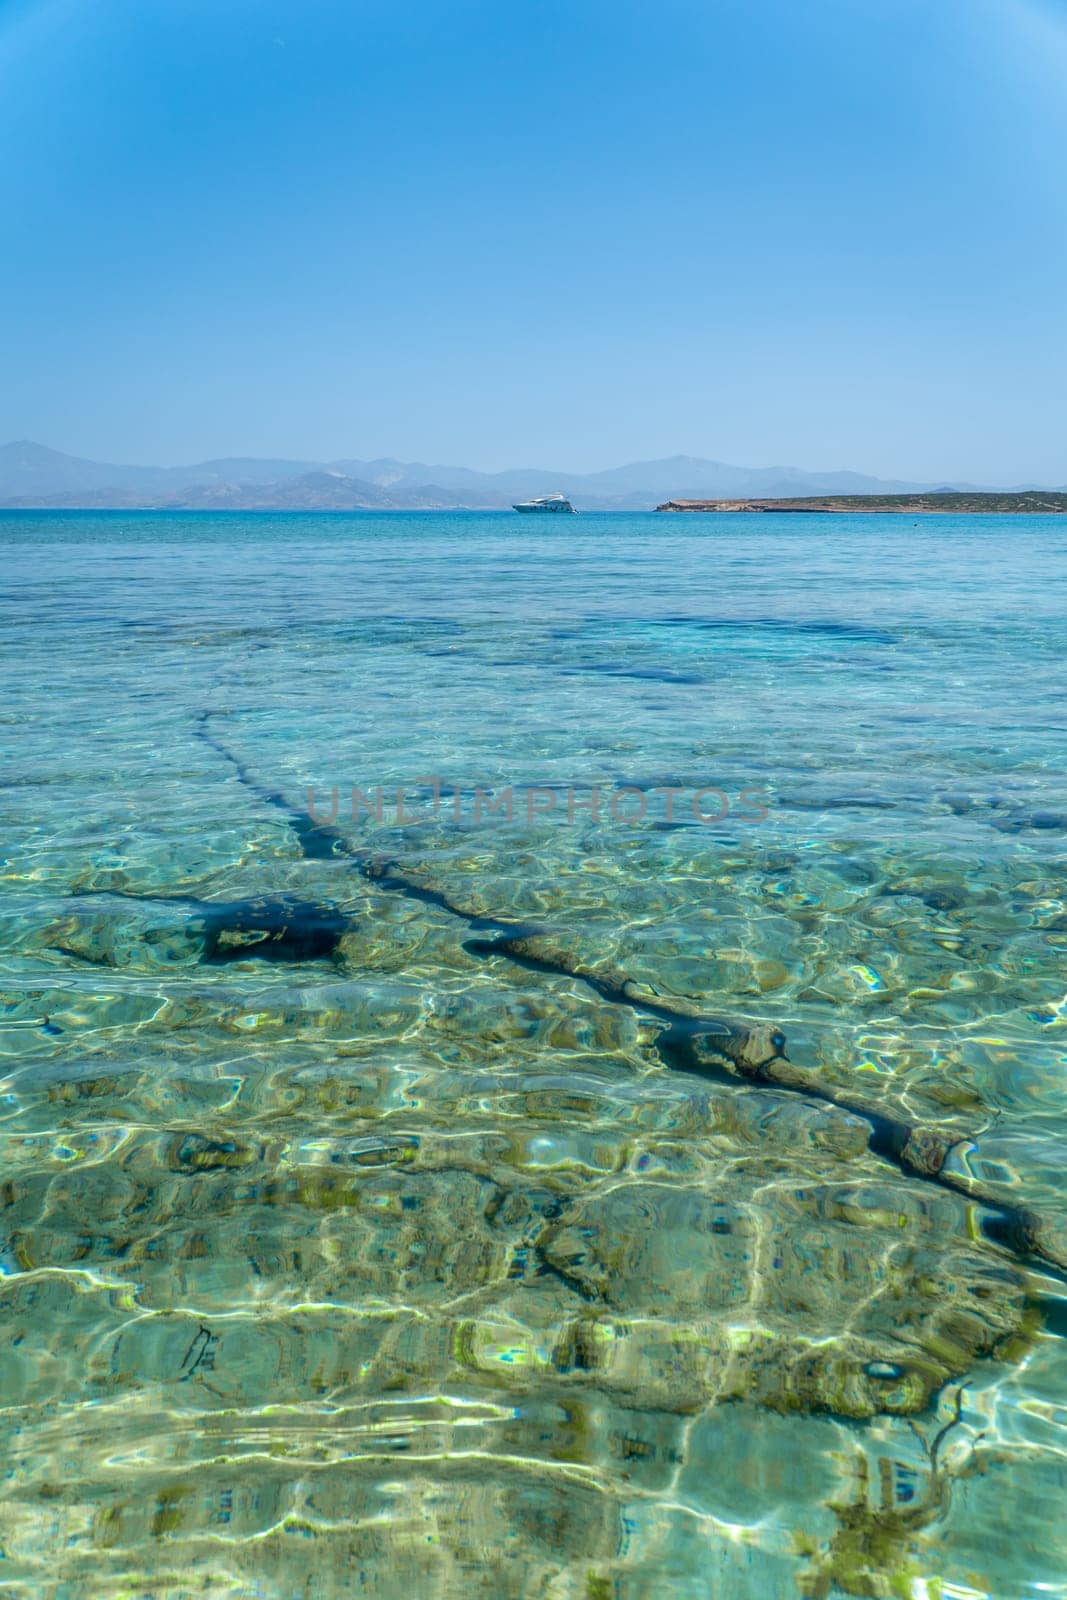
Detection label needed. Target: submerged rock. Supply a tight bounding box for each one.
[196,895,350,963]
[538,1179,1028,1417]
[39,893,353,970]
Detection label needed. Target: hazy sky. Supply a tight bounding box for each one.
[2,0,1066,479]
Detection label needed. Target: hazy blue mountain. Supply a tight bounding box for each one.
[582,456,924,497]
[174,456,322,486]
[0,440,170,496]
[0,441,323,498]
[0,439,1007,510]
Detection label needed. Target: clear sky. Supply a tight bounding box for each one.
[2,0,1065,480]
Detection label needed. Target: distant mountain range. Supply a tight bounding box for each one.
[0,439,1044,512]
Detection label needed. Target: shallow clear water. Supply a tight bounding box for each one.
[1,508,1066,1598]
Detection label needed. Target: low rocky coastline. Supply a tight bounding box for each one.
[657,491,1067,513]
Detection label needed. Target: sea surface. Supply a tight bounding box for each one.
[1,508,1066,1599]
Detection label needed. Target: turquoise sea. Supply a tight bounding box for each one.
[2,508,1067,1599]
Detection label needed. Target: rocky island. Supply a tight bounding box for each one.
[657,491,1067,513]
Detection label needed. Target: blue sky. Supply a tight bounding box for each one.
[2,0,1065,479]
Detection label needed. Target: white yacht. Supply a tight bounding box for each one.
[512,493,576,513]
